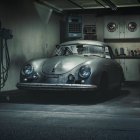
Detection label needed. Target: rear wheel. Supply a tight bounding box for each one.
[115,74,124,92]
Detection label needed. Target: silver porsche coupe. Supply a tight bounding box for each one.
[17,40,124,92]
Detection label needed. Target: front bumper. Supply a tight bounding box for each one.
[17,83,97,91]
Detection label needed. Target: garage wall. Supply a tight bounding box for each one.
[46,13,61,57]
[102,15,140,55]
[107,42,140,55]
[82,14,140,54]
[0,0,61,91]
[96,16,104,41]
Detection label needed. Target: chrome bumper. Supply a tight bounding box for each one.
[17,83,98,91]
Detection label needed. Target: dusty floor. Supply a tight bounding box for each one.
[0,83,140,140]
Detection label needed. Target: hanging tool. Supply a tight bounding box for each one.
[0,21,13,92]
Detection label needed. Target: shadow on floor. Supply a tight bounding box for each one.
[0,89,130,105]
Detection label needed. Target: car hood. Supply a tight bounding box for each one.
[42,55,89,74]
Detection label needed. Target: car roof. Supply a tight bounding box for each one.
[60,40,106,46]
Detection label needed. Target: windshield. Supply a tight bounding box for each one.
[55,44,106,57]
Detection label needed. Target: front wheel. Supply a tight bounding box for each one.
[99,73,109,94]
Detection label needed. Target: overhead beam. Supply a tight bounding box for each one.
[101,0,117,10]
[64,6,140,15]
[35,0,63,13]
[67,0,84,9]
[94,0,106,8]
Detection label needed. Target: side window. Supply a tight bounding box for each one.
[89,45,104,54]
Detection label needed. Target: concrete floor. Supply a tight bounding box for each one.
[0,83,140,140]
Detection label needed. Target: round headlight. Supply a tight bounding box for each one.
[79,65,91,79]
[22,64,33,75]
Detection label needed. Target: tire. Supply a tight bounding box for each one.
[99,73,109,94]
[115,74,123,92]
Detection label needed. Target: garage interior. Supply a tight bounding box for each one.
[0,0,140,140]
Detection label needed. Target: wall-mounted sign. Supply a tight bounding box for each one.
[107,22,118,32]
[83,25,96,34]
[67,16,82,38]
[83,25,97,40]
[128,22,137,32]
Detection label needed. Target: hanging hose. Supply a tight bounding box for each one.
[0,39,11,88]
[0,21,13,90]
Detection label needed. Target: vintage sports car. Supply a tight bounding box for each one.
[17,40,124,92]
